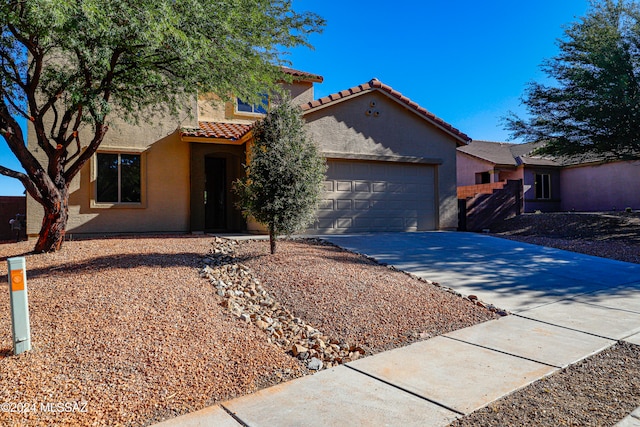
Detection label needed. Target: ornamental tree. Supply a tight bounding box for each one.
[506,0,640,160]
[0,0,323,252]
[235,98,326,254]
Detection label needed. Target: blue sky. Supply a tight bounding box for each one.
[286,0,589,140]
[0,0,589,196]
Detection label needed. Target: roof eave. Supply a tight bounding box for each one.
[180,131,253,145]
[457,149,508,166]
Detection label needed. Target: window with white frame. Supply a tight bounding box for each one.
[96,153,141,203]
[535,173,551,199]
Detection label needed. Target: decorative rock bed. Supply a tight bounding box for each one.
[200,237,365,371]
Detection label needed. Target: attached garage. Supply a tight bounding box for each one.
[301,78,470,232]
[311,159,437,233]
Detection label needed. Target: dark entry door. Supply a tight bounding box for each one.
[205,157,227,230]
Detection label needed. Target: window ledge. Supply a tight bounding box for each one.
[90,202,147,209]
[233,111,266,120]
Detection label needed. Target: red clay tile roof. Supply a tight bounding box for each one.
[281,66,324,83]
[300,79,471,144]
[181,122,253,140]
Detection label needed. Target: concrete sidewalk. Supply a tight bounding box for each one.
[155,232,640,426]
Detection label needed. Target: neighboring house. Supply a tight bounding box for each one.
[26,68,469,237]
[457,140,640,212]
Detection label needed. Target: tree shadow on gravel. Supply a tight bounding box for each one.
[0,234,211,261]
[490,212,640,244]
[0,251,34,264]
[0,252,205,282]
[236,238,381,269]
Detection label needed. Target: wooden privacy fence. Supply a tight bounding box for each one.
[458,180,523,232]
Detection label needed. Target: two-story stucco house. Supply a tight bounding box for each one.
[26,68,470,237]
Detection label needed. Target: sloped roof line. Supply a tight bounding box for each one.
[456,140,519,165]
[300,78,471,144]
[281,66,324,83]
[458,140,562,166]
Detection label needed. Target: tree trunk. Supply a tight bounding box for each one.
[269,228,277,254]
[33,188,69,253]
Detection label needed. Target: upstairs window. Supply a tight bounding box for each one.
[236,94,268,115]
[96,153,141,203]
[535,173,551,199]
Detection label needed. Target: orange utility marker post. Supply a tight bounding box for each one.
[7,257,31,355]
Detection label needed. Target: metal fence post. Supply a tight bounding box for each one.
[7,257,31,355]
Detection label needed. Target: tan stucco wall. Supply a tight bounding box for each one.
[26,102,195,237]
[197,81,314,123]
[560,160,640,211]
[304,91,461,230]
[282,81,315,105]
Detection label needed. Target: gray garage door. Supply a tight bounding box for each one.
[311,159,436,233]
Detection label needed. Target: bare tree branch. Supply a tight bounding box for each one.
[63,123,107,182]
[0,164,43,204]
[63,131,82,166]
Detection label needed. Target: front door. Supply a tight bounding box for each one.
[205,157,227,230]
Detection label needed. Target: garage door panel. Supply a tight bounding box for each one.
[318,199,334,210]
[336,199,352,210]
[405,183,423,193]
[354,200,370,210]
[372,182,386,192]
[315,218,335,229]
[381,201,406,210]
[385,183,404,193]
[312,159,436,233]
[336,181,352,192]
[352,181,370,192]
[335,218,353,228]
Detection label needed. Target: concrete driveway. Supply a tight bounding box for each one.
[324,231,640,342]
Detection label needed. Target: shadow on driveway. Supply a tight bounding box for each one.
[323,232,640,313]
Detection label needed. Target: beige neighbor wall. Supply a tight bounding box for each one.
[26,101,197,238]
[303,91,461,230]
[456,152,495,186]
[456,151,524,187]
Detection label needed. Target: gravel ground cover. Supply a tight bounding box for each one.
[488,211,640,264]
[451,341,640,427]
[236,238,497,355]
[0,237,306,426]
[0,235,495,426]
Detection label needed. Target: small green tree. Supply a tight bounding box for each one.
[235,99,326,254]
[506,0,640,160]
